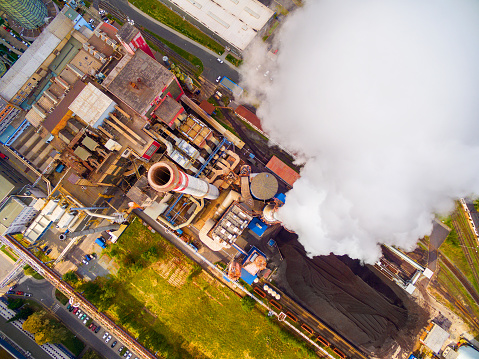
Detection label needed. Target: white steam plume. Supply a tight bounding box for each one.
[240,0,479,263]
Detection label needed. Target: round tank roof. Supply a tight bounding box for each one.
[250,172,278,200]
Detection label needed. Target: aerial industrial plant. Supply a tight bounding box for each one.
[0,2,477,359]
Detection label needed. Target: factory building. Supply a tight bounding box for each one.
[163,0,274,53]
[0,0,48,30]
[102,49,184,119]
[0,196,38,235]
[0,8,75,105]
[0,97,22,138]
[266,155,300,187]
[115,22,155,59]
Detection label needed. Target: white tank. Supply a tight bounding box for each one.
[148,161,219,200]
[50,203,67,222]
[41,199,59,215]
[56,210,78,229]
[263,204,280,223]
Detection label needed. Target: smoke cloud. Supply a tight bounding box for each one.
[240,0,479,263]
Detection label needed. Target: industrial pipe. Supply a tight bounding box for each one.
[59,224,120,240]
[148,161,219,200]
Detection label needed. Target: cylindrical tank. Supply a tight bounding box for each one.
[0,0,48,30]
[250,172,278,200]
[148,161,219,200]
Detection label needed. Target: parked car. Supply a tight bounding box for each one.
[80,314,86,320]
[72,308,78,314]
[9,284,17,290]
[83,316,89,324]
[123,350,130,357]
[103,332,109,340]
[46,249,52,255]
[118,346,124,353]
[94,326,101,334]
[6,290,14,295]
[24,293,32,297]
[88,323,94,329]
[126,353,132,359]
[111,341,117,348]
[0,152,9,160]
[86,254,94,261]
[90,325,96,332]
[105,335,112,343]
[217,58,223,63]
[215,76,221,83]
[42,246,48,252]
[15,291,23,295]
[67,304,72,310]
[68,306,74,312]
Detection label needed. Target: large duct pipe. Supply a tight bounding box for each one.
[59,224,120,241]
[148,161,219,200]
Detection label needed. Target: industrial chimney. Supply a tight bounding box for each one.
[148,161,219,200]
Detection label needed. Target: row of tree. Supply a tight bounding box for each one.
[22,310,68,345]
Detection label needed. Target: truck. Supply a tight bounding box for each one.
[95,237,107,249]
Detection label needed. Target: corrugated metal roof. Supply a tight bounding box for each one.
[235,105,262,131]
[0,12,74,101]
[266,156,300,187]
[169,0,274,50]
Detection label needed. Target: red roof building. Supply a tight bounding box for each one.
[266,156,300,187]
[235,105,263,133]
[199,100,215,115]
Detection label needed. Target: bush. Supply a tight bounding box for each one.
[82,348,103,359]
[63,271,80,286]
[55,289,69,305]
[240,296,256,312]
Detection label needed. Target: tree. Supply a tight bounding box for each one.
[7,307,34,323]
[22,310,68,345]
[24,265,35,276]
[62,270,79,286]
[7,298,25,310]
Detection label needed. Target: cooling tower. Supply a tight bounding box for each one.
[0,0,48,30]
[148,161,219,200]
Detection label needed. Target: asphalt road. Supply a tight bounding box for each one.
[102,0,240,83]
[11,277,130,359]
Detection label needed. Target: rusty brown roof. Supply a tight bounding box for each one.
[266,156,300,187]
[43,80,86,133]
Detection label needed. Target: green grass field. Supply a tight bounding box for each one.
[96,217,316,359]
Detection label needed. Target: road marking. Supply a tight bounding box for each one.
[52,304,60,313]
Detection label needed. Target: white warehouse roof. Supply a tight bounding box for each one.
[170,0,274,51]
[0,10,74,101]
[69,83,116,127]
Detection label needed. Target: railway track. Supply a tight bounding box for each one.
[252,283,369,359]
[433,268,479,332]
[451,210,479,289]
